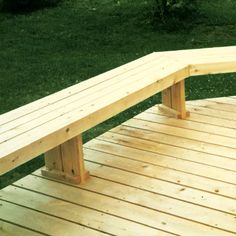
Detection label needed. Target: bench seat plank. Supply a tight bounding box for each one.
[1,46,236,175]
[0,52,158,126]
[0,58,188,174]
[159,46,236,75]
[0,54,170,137]
[162,45,236,58]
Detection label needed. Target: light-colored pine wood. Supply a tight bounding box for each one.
[0,63,189,175]
[84,161,236,216]
[124,118,236,149]
[12,174,236,236]
[169,80,187,118]
[138,112,236,139]
[85,138,236,185]
[83,146,236,199]
[0,200,106,236]
[1,95,236,236]
[111,124,236,160]
[189,61,236,75]
[96,131,236,172]
[0,52,158,126]
[1,186,169,236]
[161,45,236,58]
[0,54,168,137]
[207,97,236,106]
[162,87,172,107]
[161,81,189,119]
[187,104,236,121]
[42,135,89,184]
[0,220,42,236]
[187,99,236,113]
[2,46,236,175]
[44,145,63,171]
[31,171,236,234]
[162,46,236,76]
[149,105,236,129]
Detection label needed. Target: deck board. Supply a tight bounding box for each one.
[0,220,43,236]
[1,96,236,236]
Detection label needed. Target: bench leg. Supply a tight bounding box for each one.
[159,80,190,119]
[41,135,89,184]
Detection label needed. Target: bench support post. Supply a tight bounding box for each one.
[160,80,190,119]
[41,135,89,184]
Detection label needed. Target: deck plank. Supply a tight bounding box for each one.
[0,220,43,236]
[138,112,236,139]
[186,104,236,121]
[83,147,236,198]
[208,97,236,106]
[149,106,236,129]
[187,99,236,113]
[96,131,236,172]
[11,174,236,236]
[85,139,236,184]
[33,169,236,232]
[1,185,170,236]
[0,200,106,236]
[85,162,236,215]
[111,124,236,159]
[1,96,236,235]
[124,117,236,148]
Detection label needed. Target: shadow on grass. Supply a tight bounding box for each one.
[0,155,44,189]
[0,0,61,14]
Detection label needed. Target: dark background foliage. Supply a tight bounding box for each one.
[154,0,199,31]
[0,0,61,13]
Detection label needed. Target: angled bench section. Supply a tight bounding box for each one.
[1,46,236,185]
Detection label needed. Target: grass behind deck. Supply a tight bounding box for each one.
[1,0,236,188]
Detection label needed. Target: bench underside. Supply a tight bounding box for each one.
[1,96,236,236]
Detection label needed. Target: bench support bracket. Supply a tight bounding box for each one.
[41,135,89,184]
[160,80,190,119]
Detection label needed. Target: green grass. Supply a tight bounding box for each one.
[1,0,236,188]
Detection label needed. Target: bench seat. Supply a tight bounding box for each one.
[1,46,236,183]
[0,52,184,175]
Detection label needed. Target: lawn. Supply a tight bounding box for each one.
[1,0,236,188]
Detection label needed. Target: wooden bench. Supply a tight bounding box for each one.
[1,46,236,185]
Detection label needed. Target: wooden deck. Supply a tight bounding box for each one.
[1,96,236,236]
